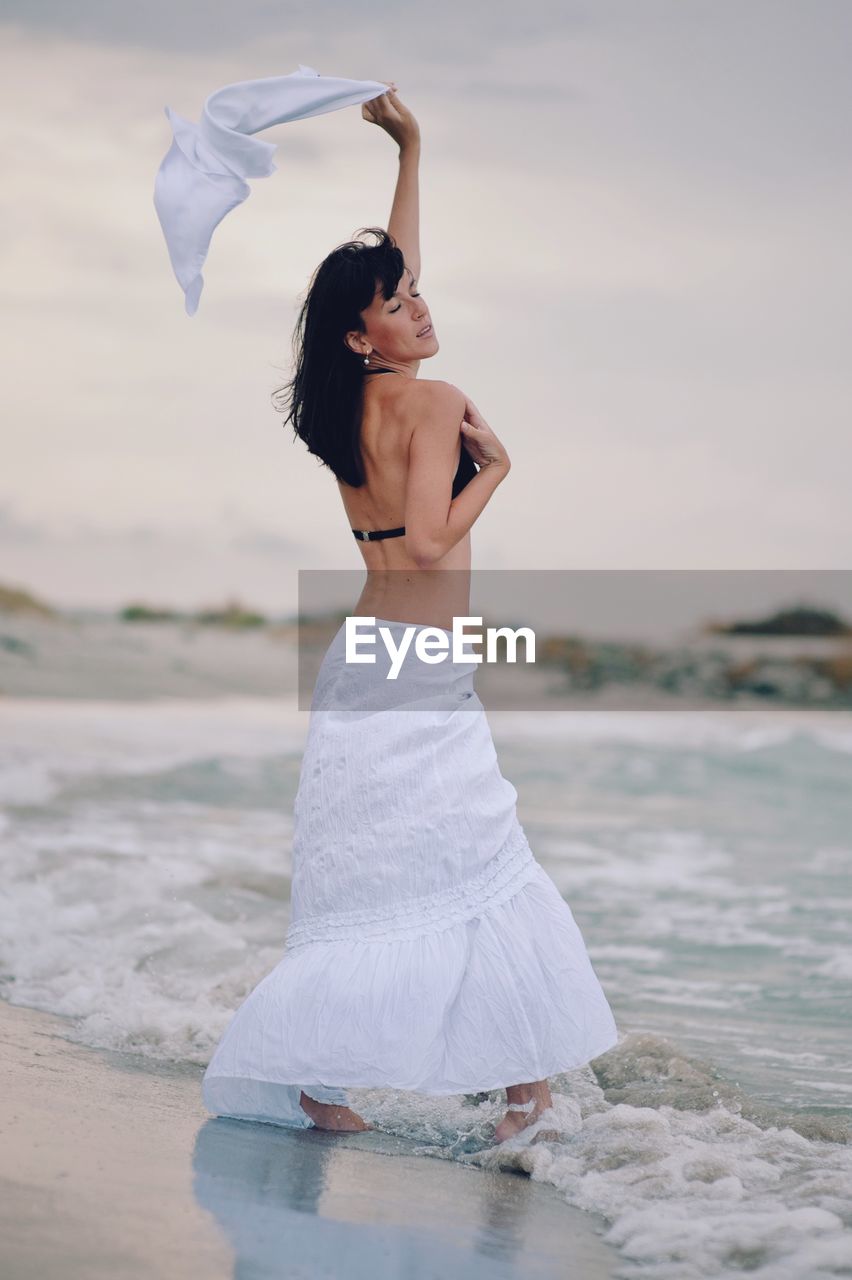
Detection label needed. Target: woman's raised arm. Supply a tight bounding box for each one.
[361,85,422,280]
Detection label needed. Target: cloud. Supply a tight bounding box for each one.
[0,498,316,610]
[3,0,591,56]
[0,503,51,545]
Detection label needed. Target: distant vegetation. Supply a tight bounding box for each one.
[704,605,852,637]
[194,600,267,629]
[536,632,852,705]
[119,604,182,623]
[119,597,267,628]
[0,582,57,618]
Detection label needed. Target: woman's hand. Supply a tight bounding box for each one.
[459,395,511,472]
[361,84,421,150]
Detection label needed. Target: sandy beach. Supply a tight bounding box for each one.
[0,998,617,1279]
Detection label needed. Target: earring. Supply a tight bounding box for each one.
[363,355,370,365]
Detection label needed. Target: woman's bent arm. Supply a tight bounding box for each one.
[403,382,510,567]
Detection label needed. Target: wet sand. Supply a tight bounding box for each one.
[0,999,617,1279]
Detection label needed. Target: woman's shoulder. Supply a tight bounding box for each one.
[401,378,467,421]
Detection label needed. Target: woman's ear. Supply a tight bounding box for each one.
[344,332,367,358]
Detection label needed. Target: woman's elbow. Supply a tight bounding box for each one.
[405,536,443,568]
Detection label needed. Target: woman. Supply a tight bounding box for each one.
[202,85,619,1145]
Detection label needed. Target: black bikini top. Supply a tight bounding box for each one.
[352,368,476,542]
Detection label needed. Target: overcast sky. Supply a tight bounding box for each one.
[1,1,850,616]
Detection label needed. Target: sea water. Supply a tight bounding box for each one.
[1,696,851,1279]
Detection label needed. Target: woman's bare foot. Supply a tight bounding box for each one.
[299,1091,373,1131]
[494,1080,554,1144]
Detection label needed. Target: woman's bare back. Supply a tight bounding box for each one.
[337,374,472,629]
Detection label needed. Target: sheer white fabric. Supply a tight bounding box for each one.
[202,619,620,1129]
[153,65,388,315]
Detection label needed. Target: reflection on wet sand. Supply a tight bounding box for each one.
[192,1115,615,1279]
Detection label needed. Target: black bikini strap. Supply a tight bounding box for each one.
[352,526,406,541]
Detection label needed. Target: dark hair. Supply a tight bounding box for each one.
[272,226,408,487]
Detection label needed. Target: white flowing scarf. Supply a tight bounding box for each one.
[153,65,389,316]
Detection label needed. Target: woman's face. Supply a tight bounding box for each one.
[349,267,438,363]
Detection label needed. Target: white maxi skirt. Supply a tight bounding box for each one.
[202,617,619,1128]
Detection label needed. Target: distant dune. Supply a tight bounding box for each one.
[703,604,852,637]
[0,583,58,619]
